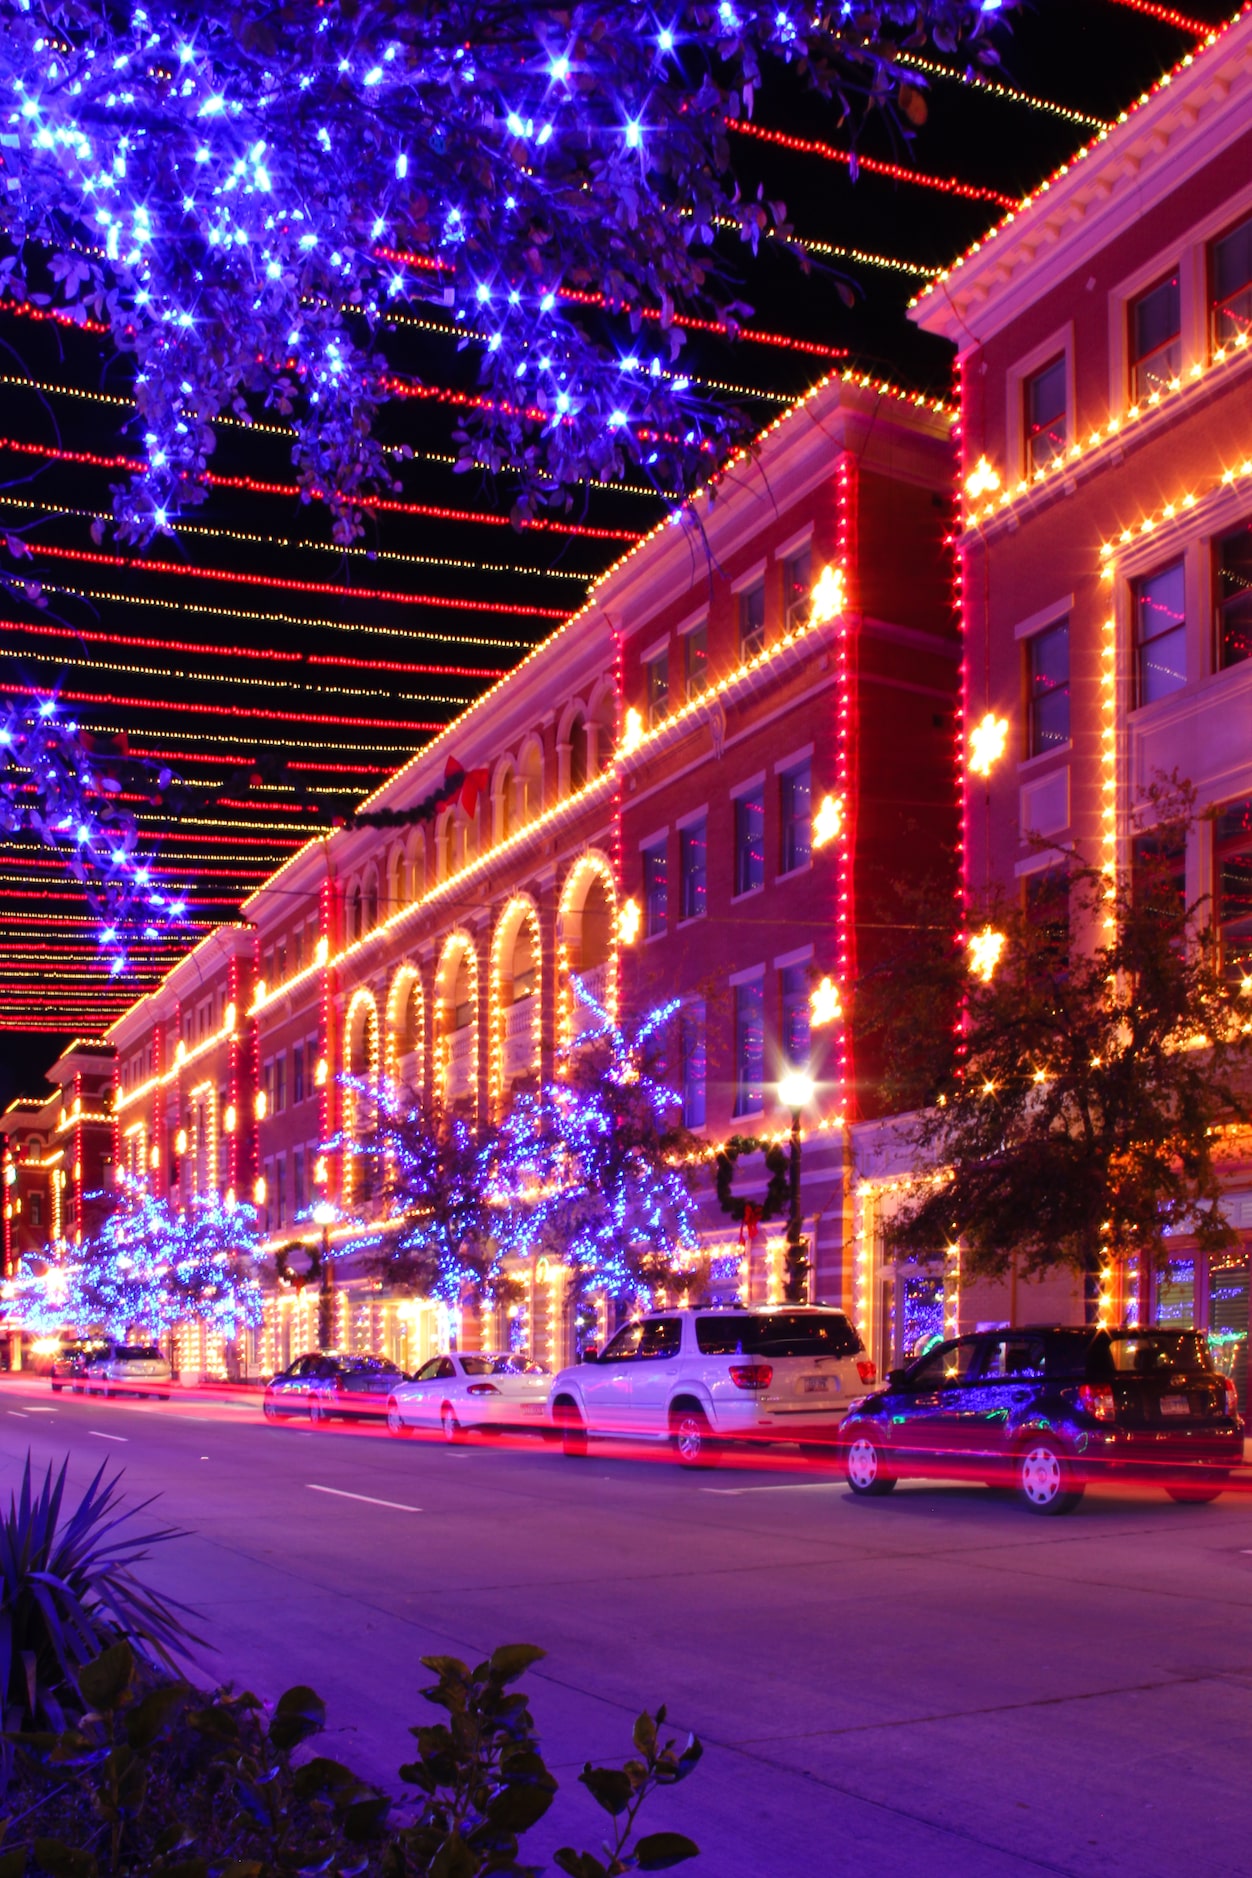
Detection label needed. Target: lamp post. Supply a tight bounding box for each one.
[777,1070,814,1304]
[312,1201,336,1350]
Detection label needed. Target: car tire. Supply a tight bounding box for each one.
[309,1394,329,1427]
[441,1404,463,1445]
[554,1397,587,1457]
[845,1433,897,1496]
[1017,1438,1084,1515]
[1167,1480,1227,1503]
[671,1405,719,1469]
[50,1382,62,1394]
[263,1396,280,1422]
[386,1397,412,1438]
[157,1394,170,1402]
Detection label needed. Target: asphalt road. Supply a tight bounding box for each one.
[0,1378,1249,1878]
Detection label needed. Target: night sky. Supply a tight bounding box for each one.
[0,0,1236,1103]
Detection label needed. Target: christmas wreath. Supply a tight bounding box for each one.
[275,1240,322,1290]
[714,1136,790,1244]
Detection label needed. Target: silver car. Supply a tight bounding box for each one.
[387,1351,551,1442]
[83,1341,173,1399]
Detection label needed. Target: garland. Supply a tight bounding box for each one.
[714,1136,790,1243]
[335,755,489,831]
[274,1240,323,1290]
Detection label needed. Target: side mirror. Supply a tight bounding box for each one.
[887,1367,910,1390]
[581,1346,600,1364]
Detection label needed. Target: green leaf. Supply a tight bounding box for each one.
[126,1680,185,1749]
[484,1775,557,1833]
[268,1683,325,1751]
[632,1712,658,1758]
[579,1765,633,1817]
[0,1850,26,1878]
[32,1844,97,1878]
[553,1851,606,1878]
[158,1863,209,1878]
[342,1795,392,1842]
[428,1830,480,1878]
[673,1736,702,1782]
[218,1865,264,1878]
[291,1755,358,1797]
[633,1833,700,1870]
[487,1643,545,1684]
[76,1642,134,1714]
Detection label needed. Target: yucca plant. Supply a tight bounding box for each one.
[0,1454,198,1733]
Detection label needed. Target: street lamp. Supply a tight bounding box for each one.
[312,1201,336,1351]
[777,1071,814,1304]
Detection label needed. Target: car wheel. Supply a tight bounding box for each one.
[50,1382,62,1394]
[263,1396,280,1422]
[157,1394,170,1402]
[387,1397,412,1438]
[554,1397,587,1457]
[1017,1439,1084,1515]
[846,1433,897,1496]
[671,1405,719,1469]
[309,1394,328,1427]
[1167,1480,1227,1503]
[105,1387,116,1399]
[441,1404,464,1445]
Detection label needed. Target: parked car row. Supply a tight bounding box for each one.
[49,1338,172,1397]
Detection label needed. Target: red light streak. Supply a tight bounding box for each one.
[2,685,446,732]
[727,118,1020,210]
[0,616,505,678]
[1106,0,1208,33]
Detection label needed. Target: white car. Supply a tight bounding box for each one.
[547,1305,878,1466]
[386,1351,551,1442]
[83,1341,173,1399]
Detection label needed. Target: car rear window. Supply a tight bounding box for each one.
[116,1345,162,1361]
[343,1355,400,1375]
[1101,1330,1213,1376]
[695,1312,862,1358]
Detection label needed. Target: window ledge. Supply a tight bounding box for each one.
[775,860,812,885]
[677,912,708,929]
[644,927,669,945]
[730,884,765,904]
[1017,742,1071,777]
[732,1102,765,1122]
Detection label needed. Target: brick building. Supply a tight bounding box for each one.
[872,8,1252,1398]
[2,1037,115,1300]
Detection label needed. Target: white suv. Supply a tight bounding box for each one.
[547,1305,877,1466]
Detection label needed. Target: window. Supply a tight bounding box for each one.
[779,760,811,873]
[1215,797,1252,985]
[977,1334,1048,1381]
[1026,619,1070,756]
[1025,867,1069,949]
[600,1322,645,1363]
[1130,272,1180,400]
[779,963,810,1068]
[263,1057,275,1115]
[684,621,708,698]
[679,817,707,921]
[638,1318,682,1359]
[1132,830,1186,920]
[733,977,765,1116]
[645,647,669,727]
[642,839,668,938]
[273,1053,286,1114]
[696,1310,860,1358]
[1216,522,1252,669]
[28,1192,43,1229]
[292,1147,306,1217]
[1134,560,1186,705]
[680,1000,706,1129]
[1212,210,1252,348]
[734,788,765,896]
[292,1043,305,1107]
[783,546,812,630]
[1024,355,1066,473]
[739,581,766,659]
[907,1337,979,1385]
[274,1156,286,1230]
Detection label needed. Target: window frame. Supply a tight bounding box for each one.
[641,836,669,940]
[1006,326,1074,482]
[1024,617,1071,761]
[1128,269,1182,403]
[778,758,813,878]
[731,971,766,1119]
[678,813,708,924]
[1132,557,1188,707]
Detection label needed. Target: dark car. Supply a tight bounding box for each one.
[48,1338,108,1392]
[263,1351,405,1425]
[841,1325,1244,1515]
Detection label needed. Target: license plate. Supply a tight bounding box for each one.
[1161,1395,1189,1418]
[802,1376,829,1394]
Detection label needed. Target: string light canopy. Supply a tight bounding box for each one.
[0,1,1015,544]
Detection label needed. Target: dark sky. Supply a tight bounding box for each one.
[0,0,1236,1104]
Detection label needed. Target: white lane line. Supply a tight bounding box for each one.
[307,1484,422,1513]
[88,1430,128,1443]
[23,1407,58,1414]
[6,1411,29,1419]
[701,1481,843,1496]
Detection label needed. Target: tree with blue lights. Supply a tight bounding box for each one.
[0,2,1013,543]
[35,1185,264,1341]
[496,987,701,1303]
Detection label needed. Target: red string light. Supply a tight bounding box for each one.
[727,118,1021,210]
[6,542,567,619]
[3,684,446,733]
[134,749,389,775]
[1106,0,1208,33]
[0,616,506,678]
[2,298,109,335]
[0,438,641,542]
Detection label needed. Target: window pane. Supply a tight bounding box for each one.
[733,979,765,1116]
[1216,796,1252,984]
[780,962,810,1068]
[1026,356,1066,470]
[1213,212,1252,346]
[739,582,766,657]
[642,841,668,938]
[1134,561,1186,705]
[1131,273,1181,398]
[646,650,669,726]
[783,548,811,627]
[1027,620,1070,756]
[681,1001,706,1128]
[1216,523,1252,668]
[680,819,707,920]
[780,761,811,873]
[685,622,708,698]
[734,790,765,895]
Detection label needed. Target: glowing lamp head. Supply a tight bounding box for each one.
[964,455,1001,501]
[809,976,841,1028]
[812,793,844,849]
[808,563,845,627]
[254,1091,267,1120]
[618,898,642,945]
[968,712,1009,778]
[312,1200,336,1227]
[223,1104,237,1134]
[620,706,645,754]
[175,1128,188,1155]
[967,926,1005,983]
[778,1070,815,1112]
[253,1176,266,1204]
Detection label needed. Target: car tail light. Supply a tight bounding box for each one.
[1077,1383,1116,1422]
[467,1382,501,1396]
[856,1359,877,1385]
[1222,1376,1239,1417]
[729,1364,773,1391]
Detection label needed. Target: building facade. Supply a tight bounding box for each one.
[903,8,1252,1399]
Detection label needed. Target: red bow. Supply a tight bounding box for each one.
[739,1203,762,1246]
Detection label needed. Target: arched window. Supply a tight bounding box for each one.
[495,759,518,843]
[364,872,379,930]
[519,740,544,823]
[409,830,426,899]
[511,920,536,1000]
[587,686,614,779]
[350,883,364,942]
[388,846,405,912]
[567,713,588,794]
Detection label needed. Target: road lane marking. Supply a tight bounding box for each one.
[88,1431,128,1442]
[7,1411,29,1419]
[701,1482,843,1495]
[23,1407,58,1414]
[307,1484,422,1513]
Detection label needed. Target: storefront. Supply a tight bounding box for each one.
[1151,1247,1250,1410]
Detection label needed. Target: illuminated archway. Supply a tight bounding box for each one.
[384,964,425,1091]
[557,851,617,1046]
[342,987,380,1206]
[434,932,480,1114]
[489,895,542,1114]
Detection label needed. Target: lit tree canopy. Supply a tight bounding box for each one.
[869,819,1252,1298]
[0,1,1014,543]
[497,990,701,1296]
